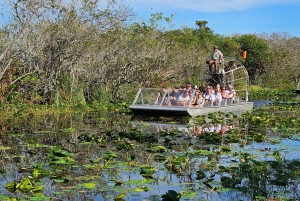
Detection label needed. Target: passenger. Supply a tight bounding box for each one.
[188,89,194,99]
[164,88,172,105]
[154,87,165,105]
[213,85,222,106]
[203,83,214,93]
[196,88,202,99]
[190,89,199,106]
[186,83,192,91]
[215,83,221,90]
[186,89,195,106]
[203,85,215,107]
[169,86,181,106]
[177,90,190,106]
[178,85,185,95]
[154,87,169,105]
[177,83,192,99]
[208,46,223,72]
[226,84,236,100]
[221,86,229,99]
[191,91,205,107]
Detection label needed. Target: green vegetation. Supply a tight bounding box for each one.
[249,85,297,101]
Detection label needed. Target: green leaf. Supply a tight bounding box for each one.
[114,193,126,200]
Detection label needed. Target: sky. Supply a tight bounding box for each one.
[126,0,300,37]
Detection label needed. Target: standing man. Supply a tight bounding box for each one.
[209,46,223,72]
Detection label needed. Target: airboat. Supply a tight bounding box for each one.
[129,57,254,117]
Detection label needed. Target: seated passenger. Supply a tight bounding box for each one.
[191,91,205,107]
[208,46,223,72]
[177,90,190,106]
[213,85,222,106]
[164,88,172,105]
[154,87,168,105]
[169,86,181,106]
[221,86,229,99]
[190,89,199,106]
[188,89,195,99]
[186,83,192,91]
[226,84,236,100]
[215,83,221,90]
[203,85,215,106]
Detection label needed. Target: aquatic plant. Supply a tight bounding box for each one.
[1,108,300,200]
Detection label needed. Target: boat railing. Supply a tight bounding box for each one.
[131,88,196,107]
[131,88,242,108]
[224,65,249,102]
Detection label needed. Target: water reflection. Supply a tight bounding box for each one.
[251,100,273,108]
[131,120,238,138]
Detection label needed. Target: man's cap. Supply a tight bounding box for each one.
[214,46,218,49]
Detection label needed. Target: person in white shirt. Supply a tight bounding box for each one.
[226,84,236,99]
[203,85,215,107]
[213,85,222,106]
[177,90,190,106]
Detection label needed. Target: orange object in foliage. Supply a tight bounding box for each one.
[242,51,247,59]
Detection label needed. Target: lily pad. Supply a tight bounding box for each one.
[0,146,11,150]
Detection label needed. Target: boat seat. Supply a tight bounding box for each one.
[221,98,237,106]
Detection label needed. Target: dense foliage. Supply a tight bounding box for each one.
[0,0,299,106]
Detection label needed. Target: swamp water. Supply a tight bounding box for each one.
[0,105,300,201]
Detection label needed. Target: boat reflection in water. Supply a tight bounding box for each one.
[131,118,247,147]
